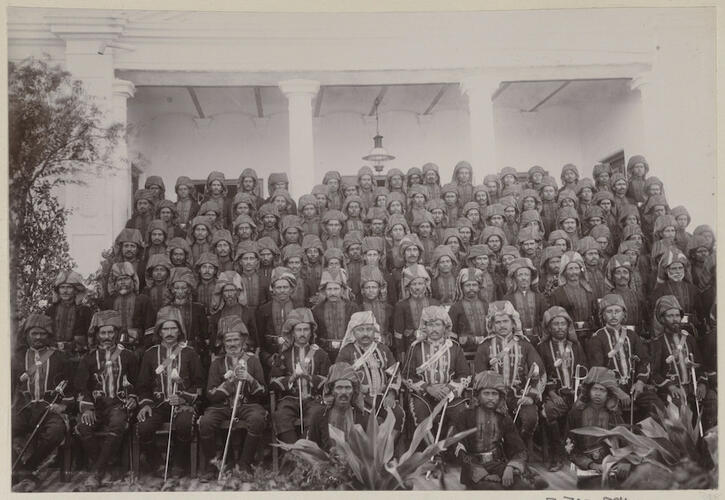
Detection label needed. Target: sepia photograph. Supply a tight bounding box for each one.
[5,3,718,494]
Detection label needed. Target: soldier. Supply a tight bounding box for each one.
[403,305,471,440]
[257,267,303,367]
[136,307,204,477]
[75,310,139,489]
[453,371,547,490]
[503,258,547,343]
[474,301,545,445]
[12,315,74,491]
[358,265,394,348]
[208,271,258,355]
[549,251,598,345]
[536,306,587,471]
[566,367,632,488]
[649,295,717,431]
[166,268,209,365]
[234,241,268,310]
[393,264,440,359]
[308,362,368,451]
[448,267,489,354]
[270,308,330,443]
[337,311,404,437]
[586,294,662,423]
[198,317,267,477]
[45,270,92,353]
[312,270,360,362]
[102,262,155,350]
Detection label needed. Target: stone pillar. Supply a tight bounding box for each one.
[630,72,660,169]
[50,16,129,276]
[460,75,501,174]
[279,79,320,198]
[112,78,136,239]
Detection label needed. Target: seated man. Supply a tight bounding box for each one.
[75,310,139,489]
[649,295,717,432]
[454,371,547,490]
[270,308,330,443]
[308,362,368,451]
[198,317,266,477]
[566,367,632,488]
[475,301,545,445]
[12,315,74,491]
[337,311,404,437]
[403,305,471,441]
[136,307,204,477]
[536,306,587,471]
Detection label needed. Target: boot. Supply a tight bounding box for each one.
[238,433,261,474]
[171,441,190,478]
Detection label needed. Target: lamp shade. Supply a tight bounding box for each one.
[362,135,395,163]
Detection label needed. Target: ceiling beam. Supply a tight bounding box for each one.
[527,81,570,112]
[422,83,449,115]
[186,86,205,118]
[368,85,388,116]
[254,86,264,117]
[314,86,325,117]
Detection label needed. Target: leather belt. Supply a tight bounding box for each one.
[320,339,342,349]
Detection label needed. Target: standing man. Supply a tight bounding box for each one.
[45,270,92,353]
[475,301,545,445]
[75,310,138,489]
[198,317,266,477]
[136,307,204,478]
[312,270,360,362]
[12,315,73,491]
[448,268,489,354]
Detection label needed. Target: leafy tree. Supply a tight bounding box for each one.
[9,56,122,342]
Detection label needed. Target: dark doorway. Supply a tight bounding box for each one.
[600,150,625,178]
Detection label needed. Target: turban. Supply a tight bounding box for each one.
[257,237,280,257]
[340,310,381,350]
[365,207,389,224]
[52,270,87,305]
[88,310,122,335]
[258,203,280,220]
[418,305,453,336]
[582,367,629,403]
[656,247,691,285]
[652,295,683,338]
[212,271,248,312]
[270,267,298,291]
[486,300,523,336]
[598,293,627,322]
[144,254,172,281]
[604,254,634,290]
[558,251,591,291]
[430,245,458,277]
[195,251,220,270]
[217,315,249,338]
[302,234,324,253]
[454,267,484,301]
[508,257,539,289]
[473,370,507,394]
[401,264,431,299]
[235,241,260,262]
[280,215,304,235]
[109,262,140,295]
[21,314,55,339]
[540,306,577,343]
[211,229,234,249]
[168,267,198,291]
[399,234,424,259]
[360,265,387,298]
[153,306,187,340]
[386,214,410,235]
[281,307,318,341]
[281,244,305,264]
[323,362,362,406]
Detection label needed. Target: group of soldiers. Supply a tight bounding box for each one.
[12,158,717,491]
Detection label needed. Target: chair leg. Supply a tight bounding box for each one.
[131,424,140,481]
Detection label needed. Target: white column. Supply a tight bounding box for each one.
[112,78,136,239]
[51,17,126,276]
[630,73,660,169]
[279,79,320,198]
[460,75,501,174]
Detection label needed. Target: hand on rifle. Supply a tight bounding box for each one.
[697,382,707,401]
[668,385,686,405]
[137,404,153,422]
[125,398,138,411]
[518,396,534,406]
[81,409,96,426]
[382,391,396,409]
[631,380,645,400]
[168,393,184,406]
[234,364,254,382]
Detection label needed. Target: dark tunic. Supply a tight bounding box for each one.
[46,301,93,343]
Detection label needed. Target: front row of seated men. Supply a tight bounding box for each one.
[12,294,716,490]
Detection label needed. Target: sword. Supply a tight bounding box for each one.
[219,378,245,481]
[514,364,539,423]
[574,364,588,403]
[375,362,400,418]
[689,354,703,437]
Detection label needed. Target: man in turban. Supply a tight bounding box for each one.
[649,295,717,431]
[403,305,471,441]
[270,308,330,444]
[208,271,258,357]
[46,270,92,353]
[393,264,440,359]
[257,267,300,368]
[102,262,155,350]
[587,294,662,423]
[536,306,587,472]
[474,301,545,445]
[549,251,598,344]
[312,270,360,362]
[566,367,632,488]
[448,267,489,354]
[453,371,547,490]
[337,311,404,436]
[136,307,204,478]
[198,317,266,477]
[74,310,138,489]
[503,258,547,343]
[308,362,368,451]
[12,315,73,491]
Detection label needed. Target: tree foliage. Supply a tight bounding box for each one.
[9,56,121,330]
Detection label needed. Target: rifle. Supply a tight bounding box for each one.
[628,355,640,428]
[12,380,68,472]
[375,362,400,418]
[514,364,539,423]
[688,353,704,437]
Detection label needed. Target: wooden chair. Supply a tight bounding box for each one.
[131,419,198,480]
